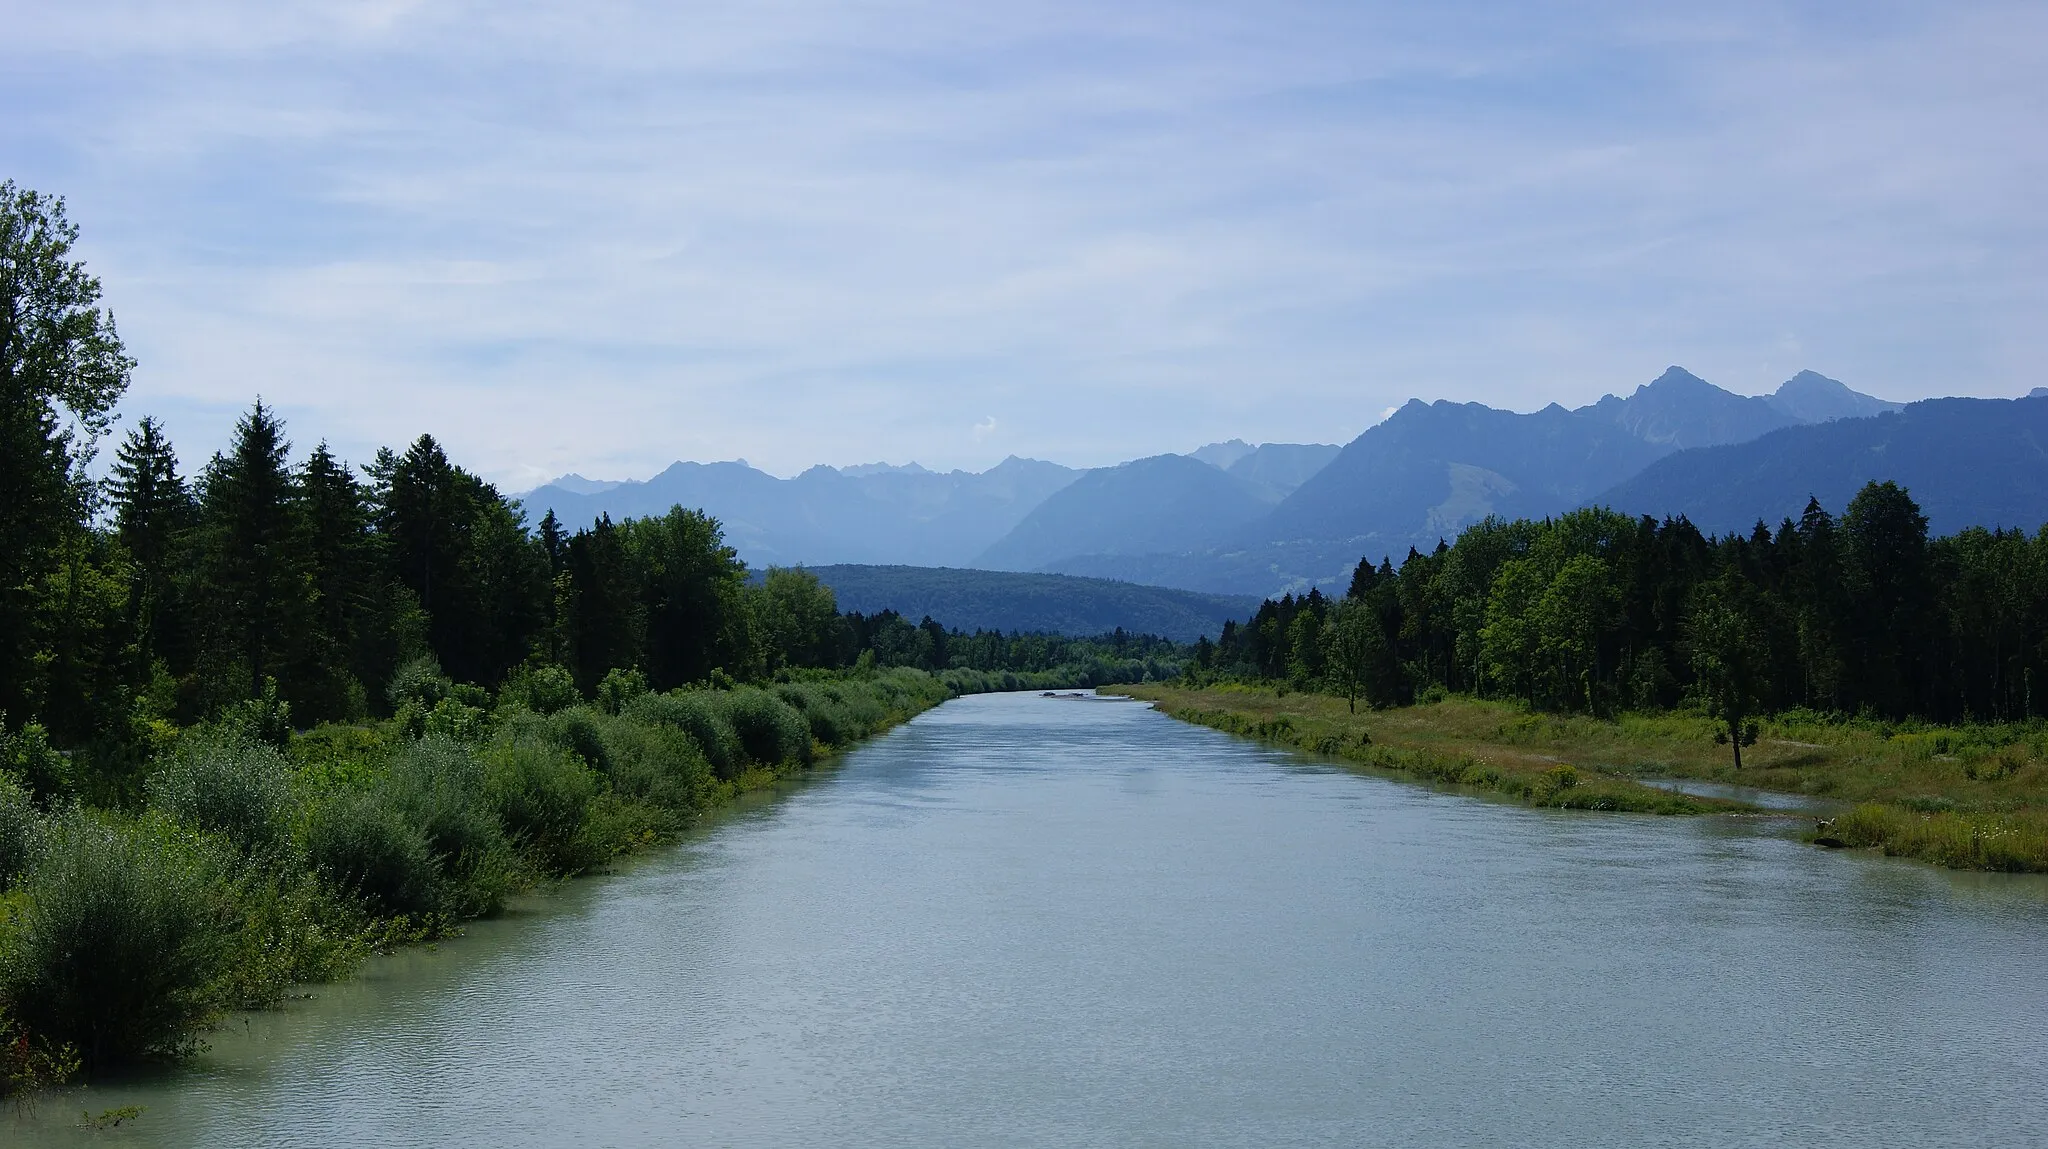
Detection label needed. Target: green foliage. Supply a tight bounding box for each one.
[0,719,69,802]
[595,666,649,714]
[146,732,296,855]
[303,791,442,917]
[714,687,812,768]
[500,663,579,715]
[215,677,294,749]
[624,691,742,778]
[481,737,597,874]
[387,654,451,711]
[0,772,41,891]
[378,738,512,915]
[0,811,231,1070]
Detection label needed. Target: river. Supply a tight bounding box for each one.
[14,691,2048,1146]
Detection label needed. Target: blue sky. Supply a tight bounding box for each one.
[5,1,2043,486]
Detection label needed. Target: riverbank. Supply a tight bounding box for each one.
[0,666,1098,1095]
[1126,684,2048,871]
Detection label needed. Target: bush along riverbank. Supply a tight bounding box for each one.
[1129,684,2048,871]
[0,662,1085,1094]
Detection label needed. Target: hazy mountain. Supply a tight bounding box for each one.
[539,472,625,496]
[1765,370,1903,423]
[526,366,1936,599]
[974,454,1279,572]
[1574,366,1798,449]
[1190,439,1257,470]
[804,565,1259,642]
[1043,367,1906,598]
[1256,398,1674,548]
[1593,395,2048,537]
[1224,443,1341,494]
[522,455,1079,567]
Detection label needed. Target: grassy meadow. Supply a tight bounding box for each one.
[1127,684,2048,872]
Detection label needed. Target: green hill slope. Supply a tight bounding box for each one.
[804,565,1258,641]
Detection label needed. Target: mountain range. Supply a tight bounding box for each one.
[523,367,2047,602]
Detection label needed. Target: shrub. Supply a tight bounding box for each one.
[715,688,811,768]
[596,667,649,715]
[386,654,451,711]
[0,772,39,891]
[421,697,492,744]
[547,706,614,774]
[380,738,512,913]
[774,683,852,746]
[596,721,712,812]
[0,811,233,1070]
[482,737,597,873]
[303,792,442,917]
[146,733,296,855]
[499,664,579,715]
[624,692,741,778]
[0,718,69,801]
[214,872,368,1010]
[215,677,293,749]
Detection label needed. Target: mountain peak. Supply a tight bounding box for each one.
[1766,370,1901,423]
[1190,439,1256,470]
[1643,365,1712,392]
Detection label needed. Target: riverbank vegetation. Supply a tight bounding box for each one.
[0,182,1189,1094]
[1168,488,2048,871]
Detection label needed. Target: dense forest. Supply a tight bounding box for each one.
[1202,488,2048,759]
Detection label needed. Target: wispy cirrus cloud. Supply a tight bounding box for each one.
[3,0,2042,484]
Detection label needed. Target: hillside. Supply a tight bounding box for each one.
[973,454,1279,572]
[1593,395,2048,536]
[803,565,1260,642]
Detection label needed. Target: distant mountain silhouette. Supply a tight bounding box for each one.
[526,367,1933,599]
[1766,370,1903,423]
[522,455,1079,567]
[1593,396,2048,537]
[1042,368,1911,596]
[974,454,1279,572]
[1223,442,1340,494]
[803,565,1258,642]
[1257,398,1672,546]
[1574,365,1798,449]
[1189,439,1257,469]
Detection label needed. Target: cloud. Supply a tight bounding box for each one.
[972,416,999,442]
[5,0,2043,482]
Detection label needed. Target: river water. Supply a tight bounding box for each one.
[15,691,2048,1147]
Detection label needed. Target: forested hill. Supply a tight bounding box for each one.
[1593,395,2048,537]
[799,566,1259,643]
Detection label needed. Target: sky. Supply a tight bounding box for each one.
[5,1,2044,487]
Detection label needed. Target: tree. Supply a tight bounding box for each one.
[620,507,747,689]
[1322,598,1380,713]
[107,416,191,675]
[193,401,311,706]
[1687,575,1769,769]
[295,442,375,720]
[0,182,134,726]
[1841,480,1931,717]
[755,567,841,673]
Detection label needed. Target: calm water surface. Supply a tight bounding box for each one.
[16,692,2048,1147]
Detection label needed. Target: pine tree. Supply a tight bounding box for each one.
[194,401,311,706]
[107,416,191,675]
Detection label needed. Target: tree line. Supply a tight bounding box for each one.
[1198,485,2048,755]
[0,181,1180,807]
